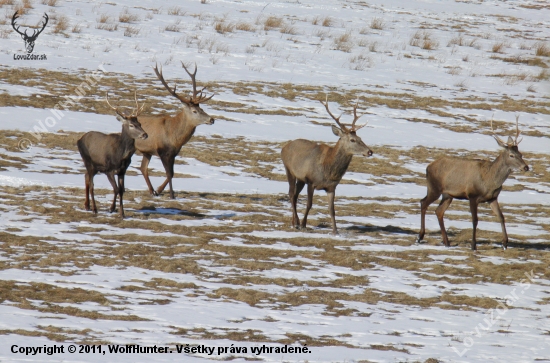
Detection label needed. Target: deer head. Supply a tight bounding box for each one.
[490,115,529,172]
[152,62,215,126]
[106,92,148,140]
[12,11,48,54]
[320,96,373,157]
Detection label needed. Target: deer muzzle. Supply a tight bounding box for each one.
[366,150,373,157]
[209,118,215,125]
[140,133,148,140]
[523,165,529,172]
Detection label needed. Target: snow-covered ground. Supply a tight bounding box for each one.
[0,0,549,362]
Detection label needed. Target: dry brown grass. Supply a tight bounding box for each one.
[322,16,333,27]
[97,13,110,23]
[492,41,506,53]
[96,23,117,31]
[167,6,185,16]
[123,25,140,37]
[52,14,68,34]
[71,23,82,33]
[41,0,57,5]
[410,30,439,50]
[334,31,353,52]
[235,21,254,32]
[263,16,283,31]
[214,20,234,34]
[370,17,384,30]
[535,42,550,57]
[280,23,298,35]
[119,8,140,23]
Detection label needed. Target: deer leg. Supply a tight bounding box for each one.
[140,153,158,196]
[89,174,98,214]
[469,199,479,251]
[435,194,453,247]
[292,180,305,229]
[118,174,126,218]
[285,167,298,228]
[327,191,337,234]
[418,190,441,242]
[489,199,508,250]
[106,172,118,213]
[301,183,314,229]
[156,154,175,199]
[84,172,91,211]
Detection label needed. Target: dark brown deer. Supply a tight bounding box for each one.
[281,97,373,234]
[417,116,529,250]
[135,62,215,199]
[77,93,147,218]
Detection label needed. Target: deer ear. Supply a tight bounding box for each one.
[331,125,344,137]
[115,115,128,123]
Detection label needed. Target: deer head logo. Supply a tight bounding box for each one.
[12,11,48,54]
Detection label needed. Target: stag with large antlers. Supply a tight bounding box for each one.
[281,96,373,234]
[417,116,529,250]
[134,62,215,199]
[12,11,48,53]
[77,93,148,218]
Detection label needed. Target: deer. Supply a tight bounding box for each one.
[12,11,48,54]
[281,96,374,234]
[77,93,147,218]
[417,116,529,251]
[134,62,215,199]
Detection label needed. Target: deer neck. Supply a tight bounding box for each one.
[323,141,353,182]
[486,152,512,189]
[119,126,137,160]
[173,111,197,147]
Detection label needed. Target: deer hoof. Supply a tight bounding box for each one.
[152,191,159,197]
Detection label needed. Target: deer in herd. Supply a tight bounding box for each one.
[281,97,373,234]
[417,116,529,251]
[134,62,215,199]
[77,93,147,218]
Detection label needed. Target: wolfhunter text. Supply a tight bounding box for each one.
[10,343,311,356]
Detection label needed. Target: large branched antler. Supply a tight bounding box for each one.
[320,95,367,133]
[11,12,48,39]
[490,114,523,147]
[152,62,214,105]
[106,91,145,119]
[350,99,368,132]
[181,61,215,104]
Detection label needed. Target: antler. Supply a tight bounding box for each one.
[33,13,48,38]
[106,91,145,119]
[320,95,348,132]
[181,61,215,104]
[11,12,48,38]
[152,62,214,105]
[490,114,523,147]
[513,115,523,145]
[11,11,25,37]
[320,95,367,133]
[350,99,367,132]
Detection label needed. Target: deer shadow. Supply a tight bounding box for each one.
[346,224,418,235]
[134,206,237,220]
